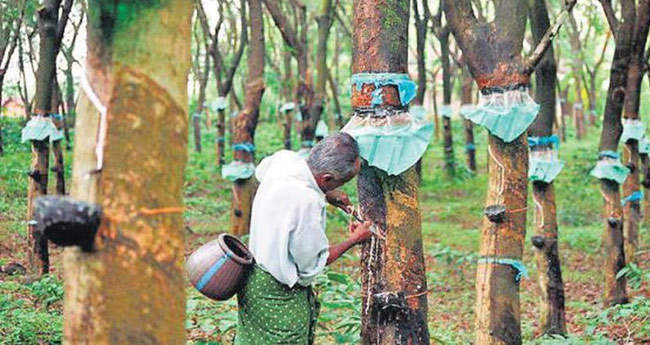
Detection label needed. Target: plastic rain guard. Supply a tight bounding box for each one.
[342,111,434,175]
[460,88,540,143]
[620,118,646,143]
[590,157,630,184]
[21,116,59,143]
[222,161,256,182]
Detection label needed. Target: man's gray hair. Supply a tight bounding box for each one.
[307,132,360,180]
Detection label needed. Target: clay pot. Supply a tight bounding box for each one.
[186,233,254,301]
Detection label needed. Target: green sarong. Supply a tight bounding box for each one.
[235,266,320,345]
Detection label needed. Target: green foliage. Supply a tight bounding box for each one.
[0,279,63,344]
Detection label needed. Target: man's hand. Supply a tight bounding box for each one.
[348,220,373,244]
[325,190,352,213]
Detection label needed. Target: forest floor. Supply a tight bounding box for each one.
[0,116,649,344]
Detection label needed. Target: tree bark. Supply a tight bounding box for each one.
[567,14,585,140]
[230,0,265,236]
[51,79,66,195]
[445,0,575,342]
[440,27,455,176]
[413,0,429,105]
[597,0,637,306]
[353,1,429,343]
[27,0,62,276]
[63,1,192,343]
[461,65,476,172]
[621,1,650,265]
[528,0,566,336]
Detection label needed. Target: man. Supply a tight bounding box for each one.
[235,133,373,345]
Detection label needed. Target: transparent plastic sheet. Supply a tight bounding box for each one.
[21,116,59,143]
[294,110,302,121]
[439,104,453,118]
[230,110,239,118]
[280,102,295,113]
[214,97,228,111]
[50,129,65,142]
[639,138,650,155]
[459,104,475,117]
[315,120,329,138]
[528,149,564,183]
[590,156,630,184]
[221,161,256,182]
[351,73,416,106]
[342,111,434,175]
[620,118,646,143]
[460,88,540,143]
[409,105,427,121]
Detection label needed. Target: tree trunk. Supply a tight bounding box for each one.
[597,0,638,307]
[445,0,575,342]
[51,78,66,195]
[461,66,476,172]
[282,49,293,149]
[63,1,192,343]
[621,2,650,265]
[353,1,429,343]
[641,153,650,227]
[558,88,569,142]
[28,0,62,276]
[440,28,455,176]
[301,0,334,147]
[217,108,226,165]
[230,0,265,236]
[528,0,566,336]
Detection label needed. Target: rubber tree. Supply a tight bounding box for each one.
[444,0,575,343]
[583,31,611,126]
[352,0,429,343]
[61,10,84,134]
[27,0,62,275]
[191,12,213,154]
[528,0,566,336]
[620,1,650,265]
[461,64,476,172]
[413,0,429,106]
[230,0,265,236]
[50,0,74,196]
[196,0,247,166]
[567,13,585,140]
[264,0,334,149]
[597,0,646,306]
[62,0,192,343]
[432,7,455,176]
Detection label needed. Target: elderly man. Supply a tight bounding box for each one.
[235,133,373,345]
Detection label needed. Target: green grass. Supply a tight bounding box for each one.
[0,115,649,344]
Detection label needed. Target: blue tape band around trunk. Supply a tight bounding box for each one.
[233,142,255,152]
[621,191,643,206]
[351,73,416,106]
[599,150,620,159]
[528,135,559,149]
[478,257,529,282]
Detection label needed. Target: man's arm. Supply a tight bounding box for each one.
[326,221,373,265]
